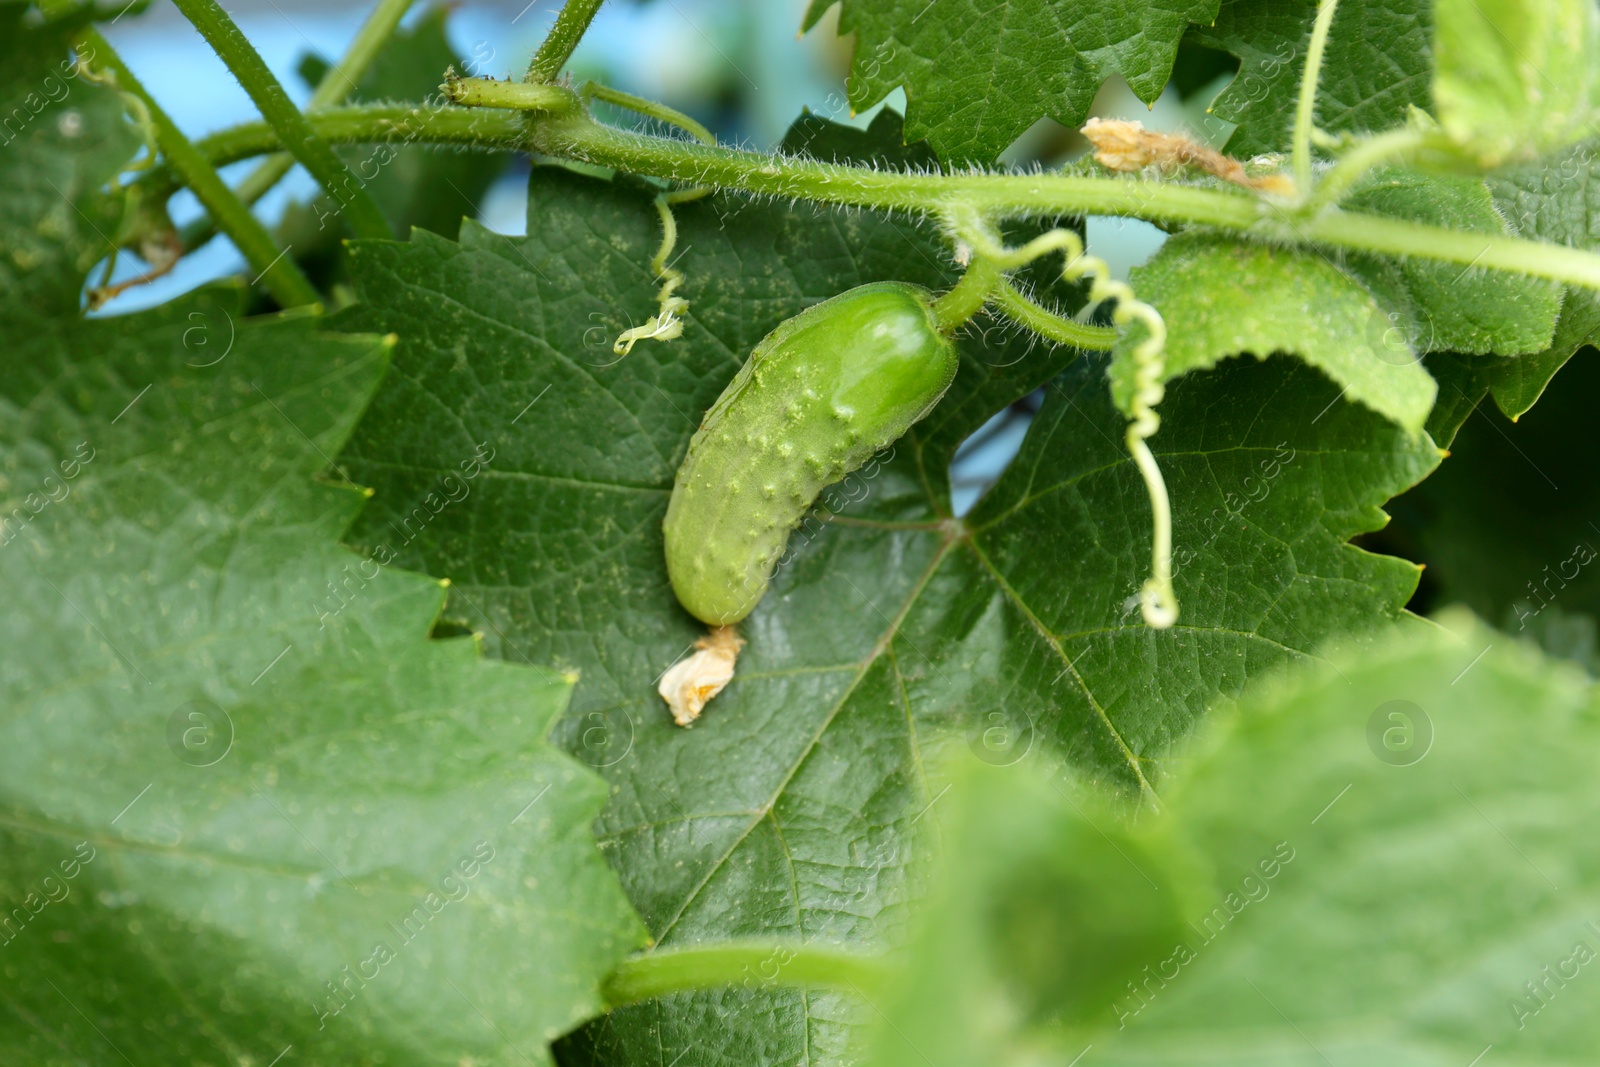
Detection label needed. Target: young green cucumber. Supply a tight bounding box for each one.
[664,281,958,626]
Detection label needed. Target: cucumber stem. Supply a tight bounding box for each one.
[931,255,1003,334]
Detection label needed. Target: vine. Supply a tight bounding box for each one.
[126,90,1600,292]
[113,0,1600,631]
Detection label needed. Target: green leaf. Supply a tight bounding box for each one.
[331,114,1438,1064]
[0,288,645,1064]
[1111,233,1438,433]
[1433,0,1600,167]
[1340,170,1562,357]
[1489,137,1600,249]
[1423,295,1597,444]
[1424,136,1600,442]
[802,0,1219,163]
[1190,0,1431,156]
[873,613,1600,1065]
[0,5,140,313]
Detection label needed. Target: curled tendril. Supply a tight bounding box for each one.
[589,82,714,360]
[958,219,1178,628]
[613,193,690,357]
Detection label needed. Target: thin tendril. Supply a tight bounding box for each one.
[590,83,712,358]
[614,194,689,356]
[959,220,1178,628]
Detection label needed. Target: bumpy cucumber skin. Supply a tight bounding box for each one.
[664,282,957,626]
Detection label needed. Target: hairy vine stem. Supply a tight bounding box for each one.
[930,255,1005,334]
[522,108,1600,292]
[602,941,889,1008]
[526,0,606,83]
[131,99,1600,294]
[992,281,1116,351]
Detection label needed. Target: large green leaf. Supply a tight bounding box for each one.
[1424,301,1597,445]
[801,0,1218,163]
[332,114,1438,1065]
[1341,170,1562,358]
[1425,136,1600,443]
[1108,180,1561,444]
[1111,232,1438,433]
[1189,0,1431,156]
[873,613,1600,1064]
[0,288,646,1064]
[0,4,138,313]
[1433,0,1600,167]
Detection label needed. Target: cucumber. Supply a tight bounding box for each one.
[664,281,957,626]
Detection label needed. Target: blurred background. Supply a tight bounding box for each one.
[96,0,1232,512]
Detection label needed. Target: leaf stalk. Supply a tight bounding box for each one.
[526,0,607,83]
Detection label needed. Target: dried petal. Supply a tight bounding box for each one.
[658,626,745,727]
